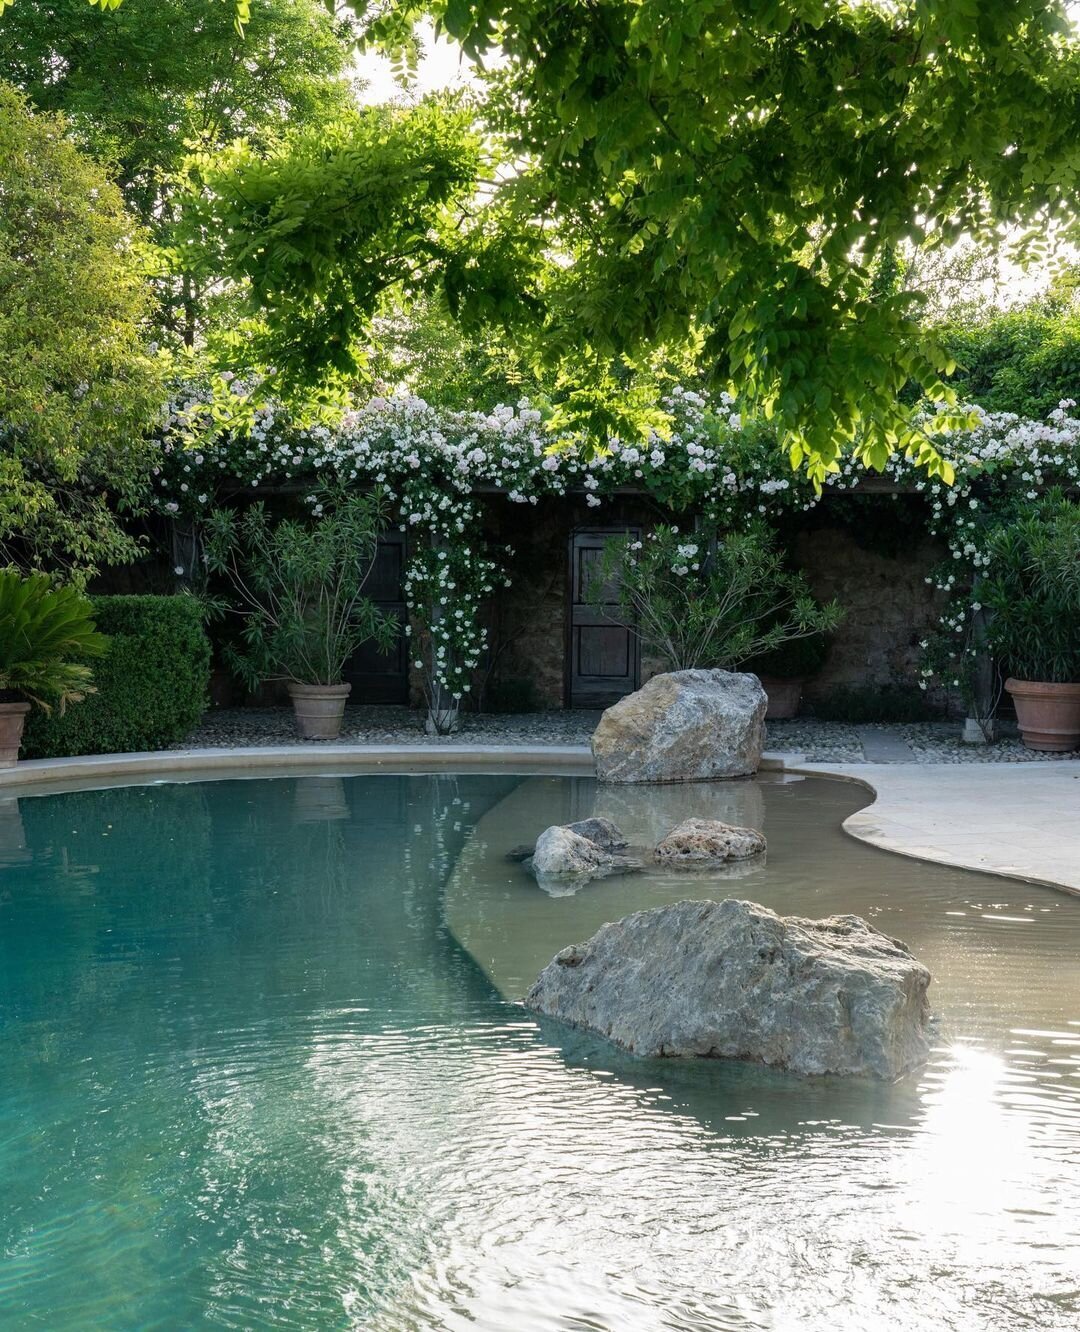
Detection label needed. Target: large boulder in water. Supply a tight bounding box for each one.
[524,899,932,1079]
[591,669,767,783]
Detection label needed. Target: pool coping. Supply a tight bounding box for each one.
[0,743,598,795]
[1,744,1078,899]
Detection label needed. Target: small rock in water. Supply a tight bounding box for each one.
[525,898,932,1079]
[532,825,615,876]
[531,825,641,879]
[564,817,629,851]
[654,817,766,866]
[511,817,629,866]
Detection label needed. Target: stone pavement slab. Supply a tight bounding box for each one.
[796,760,1080,896]
[854,727,917,763]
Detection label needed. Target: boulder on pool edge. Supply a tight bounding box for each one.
[591,669,767,783]
[524,899,932,1080]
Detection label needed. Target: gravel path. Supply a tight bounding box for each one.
[175,707,1075,764]
[174,706,604,749]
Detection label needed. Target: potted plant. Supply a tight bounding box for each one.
[596,522,843,674]
[204,487,396,740]
[982,491,1080,751]
[0,570,108,766]
[742,630,830,719]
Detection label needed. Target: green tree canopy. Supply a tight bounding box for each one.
[0,0,362,344]
[0,83,162,582]
[16,0,1080,482]
[355,0,1080,479]
[175,99,486,397]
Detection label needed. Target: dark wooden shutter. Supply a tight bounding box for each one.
[343,532,409,704]
[567,529,640,708]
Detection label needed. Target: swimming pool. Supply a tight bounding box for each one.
[1,771,1077,1329]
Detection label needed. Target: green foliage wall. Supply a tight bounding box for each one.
[941,299,1080,418]
[22,596,210,758]
[0,83,163,583]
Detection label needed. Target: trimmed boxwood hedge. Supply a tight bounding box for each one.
[22,595,210,758]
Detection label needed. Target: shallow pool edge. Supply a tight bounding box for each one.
[0,743,598,796]
[788,759,1080,899]
[2,744,1078,899]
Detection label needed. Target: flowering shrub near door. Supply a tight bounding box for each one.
[592,524,842,674]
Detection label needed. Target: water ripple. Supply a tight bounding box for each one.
[0,774,1077,1331]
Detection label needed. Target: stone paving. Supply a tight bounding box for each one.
[177,706,1078,765]
[808,760,1080,896]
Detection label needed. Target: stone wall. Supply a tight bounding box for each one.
[191,489,951,714]
[482,494,661,709]
[790,507,948,700]
[481,493,949,710]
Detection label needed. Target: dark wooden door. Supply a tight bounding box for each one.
[567,529,640,708]
[343,532,409,704]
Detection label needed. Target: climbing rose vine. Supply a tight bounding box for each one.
[153,380,1080,714]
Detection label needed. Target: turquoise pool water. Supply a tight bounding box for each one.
[0,772,1078,1330]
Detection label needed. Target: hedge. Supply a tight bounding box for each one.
[22,595,210,758]
[940,299,1080,419]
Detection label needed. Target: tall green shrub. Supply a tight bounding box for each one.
[981,492,1080,684]
[21,596,209,758]
[203,488,395,688]
[941,298,1080,418]
[0,84,163,583]
[595,524,843,672]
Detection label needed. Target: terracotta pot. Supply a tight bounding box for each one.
[758,675,804,721]
[0,700,31,768]
[1005,678,1080,752]
[287,682,351,740]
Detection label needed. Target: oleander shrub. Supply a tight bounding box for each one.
[21,596,209,757]
[595,523,843,672]
[980,492,1080,683]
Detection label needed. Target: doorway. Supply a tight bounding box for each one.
[566,528,640,708]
